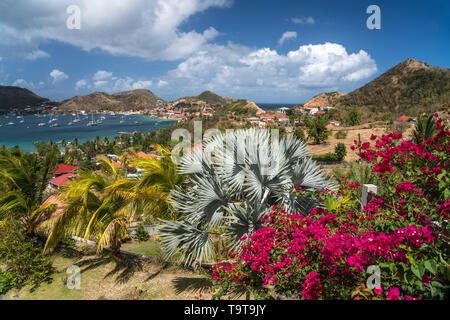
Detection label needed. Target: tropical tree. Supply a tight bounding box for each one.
[130,146,184,220]
[413,114,436,144]
[293,127,306,142]
[0,146,58,235]
[346,108,362,126]
[159,129,336,265]
[42,156,169,262]
[306,116,329,144]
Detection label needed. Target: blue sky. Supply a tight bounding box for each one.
[0,0,448,103]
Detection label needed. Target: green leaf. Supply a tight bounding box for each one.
[430,281,444,288]
[411,264,425,279]
[424,260,437,275]
[406,254,416,266]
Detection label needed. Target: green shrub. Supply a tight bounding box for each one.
[312,153,338,162]
[0,220,54,295]
[134,223,149,242]
[293,127,306,142]
[334,131,347,139]
[334,143,347,161]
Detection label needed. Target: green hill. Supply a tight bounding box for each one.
[0,86,49,111]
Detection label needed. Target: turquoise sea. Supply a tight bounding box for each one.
[0,114,176,152]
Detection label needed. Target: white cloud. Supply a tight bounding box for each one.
[13,78,34,88]
[291,16,315,24]
[132,80,153,89]
[75,79,88,89]
[94,80,109,88]
[93,70,113,81]
[157,80,168,87]
[0,0,230,61]
[24,49,50,60]
[76,71,155,92]
[50,69,69,83]
[160,42,377,100]
[279,31,297,46]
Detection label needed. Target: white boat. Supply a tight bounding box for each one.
[38,122,46,126]
[73,112,81,123]
[87,113,97,126]
[7,122,14,126]
[68,121,73,126]
[19,120,25,124]
[50,123,60,127]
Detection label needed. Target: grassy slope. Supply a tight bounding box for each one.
[1,241,212,300]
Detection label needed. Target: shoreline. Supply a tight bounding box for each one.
[0,113,177,153]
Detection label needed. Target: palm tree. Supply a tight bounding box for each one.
[70,138,79,150]
[42,156,169,262]
[131,146,184,192]
[130,146,184,220]
[0,147,58,234]
[159,128,336,265]
[413,114,436,144]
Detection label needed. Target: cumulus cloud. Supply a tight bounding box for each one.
[160,42,377,99]
[291,16,315,24]
[75,79,89,89]
[13,79,34,88]
[75,70,154,93]
[0,0,230,61]
[93,70,113,81]
[279,31,297,46]
[50,69,69,83]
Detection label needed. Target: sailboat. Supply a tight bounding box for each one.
[87,113,97,126]
[73,112,81,123]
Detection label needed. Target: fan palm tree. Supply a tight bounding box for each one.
[159,128,336,265]
[42,156,169,262]
[0,146,58,234]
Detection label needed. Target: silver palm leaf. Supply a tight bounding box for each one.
[160,128,336,264]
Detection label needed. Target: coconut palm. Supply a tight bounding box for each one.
[159,128,336,265]
[131,146,184,192]
[42,156,169,262]
[0,146,58,234]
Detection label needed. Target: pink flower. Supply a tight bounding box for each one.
[422,274,432,286]
[387,287,400,300]
[374,285,383,296]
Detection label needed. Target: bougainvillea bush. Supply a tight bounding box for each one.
[210,115,449,300]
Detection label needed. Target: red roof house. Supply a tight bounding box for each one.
[50,173,75,187]
[397,115,411,121]
[313,111,326,116]
[137,152,157,159]
[54,164,78,175]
